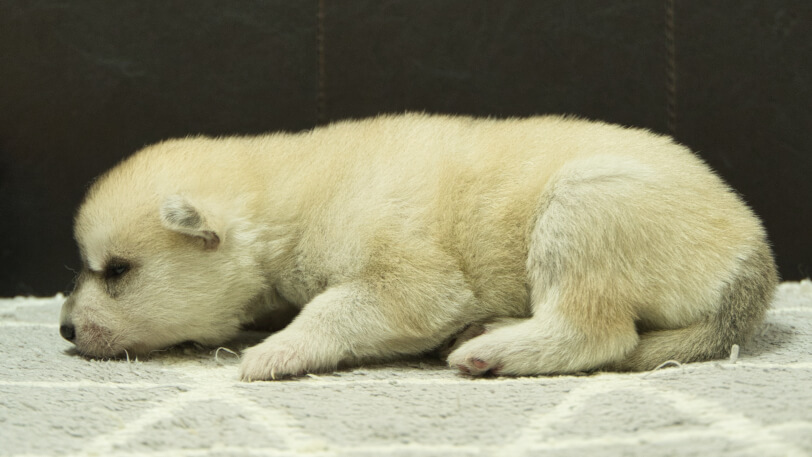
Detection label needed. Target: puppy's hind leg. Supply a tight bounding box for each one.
[448,167,646,376]
[437,317,525,360]
[447,295,639,376]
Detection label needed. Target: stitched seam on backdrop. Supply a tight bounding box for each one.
[666,0,677,136]
[317,0,327,125]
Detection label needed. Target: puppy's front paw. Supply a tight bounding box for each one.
[238,331,343,381]
[239,340,308,382]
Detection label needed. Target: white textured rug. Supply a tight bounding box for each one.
[1,281,811,457]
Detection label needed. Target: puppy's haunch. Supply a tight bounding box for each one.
[60,113,777,381]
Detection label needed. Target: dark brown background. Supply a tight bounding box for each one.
[1,0,810,296]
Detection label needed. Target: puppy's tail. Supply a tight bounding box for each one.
[616,242,778,371]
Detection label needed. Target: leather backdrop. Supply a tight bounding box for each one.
[1,0,810,295]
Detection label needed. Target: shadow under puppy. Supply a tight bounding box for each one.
[59,113,778,381]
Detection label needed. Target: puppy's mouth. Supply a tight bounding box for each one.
[64,326,157,360]
[66,341,147,360]
[62,318,210,359]
[66,338,210,361]
[62,322,128,359]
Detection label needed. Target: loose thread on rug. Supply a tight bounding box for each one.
[729,344,740,364]
[643,359,684,378]
[214,346,239,363]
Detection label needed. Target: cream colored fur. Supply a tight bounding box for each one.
[60,113,778,381]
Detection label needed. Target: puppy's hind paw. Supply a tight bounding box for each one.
[437,324,486,359]
[452,356,504,377]
[447,338,506,376]
[446,326,534,377]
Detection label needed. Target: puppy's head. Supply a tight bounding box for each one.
[60,147,266,358]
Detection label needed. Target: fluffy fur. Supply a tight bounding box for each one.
[59,113,778,381]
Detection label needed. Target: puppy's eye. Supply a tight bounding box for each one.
[105,262,130,279]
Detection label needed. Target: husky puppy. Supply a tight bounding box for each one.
[59,114,777,380]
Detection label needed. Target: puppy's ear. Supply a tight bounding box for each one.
[160,195,221,250]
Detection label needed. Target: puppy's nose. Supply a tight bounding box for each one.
[60,324,76,342]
